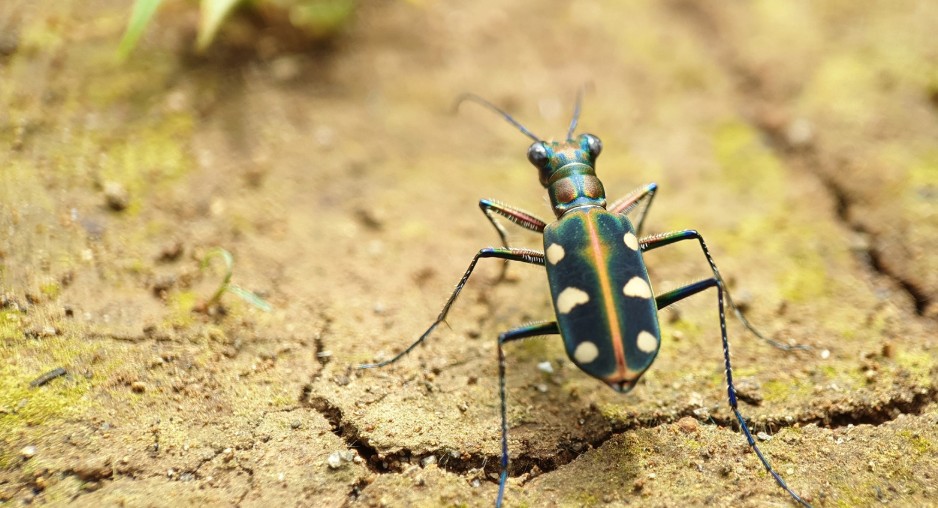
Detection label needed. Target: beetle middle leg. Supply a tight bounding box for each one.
[641,229,810,352]
[358,247,546,369]
[495,320,559,508]
[479,199,548,281]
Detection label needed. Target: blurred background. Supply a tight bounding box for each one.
[1,1,936,506]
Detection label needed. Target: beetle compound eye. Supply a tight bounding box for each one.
[581,134,602,158]
[527,142,550,168]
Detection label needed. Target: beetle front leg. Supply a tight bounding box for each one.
[358,247,546,369]
[607,182,657,234]
[495,321,559,508]
[479,199,548,281]
[641,229,810,352]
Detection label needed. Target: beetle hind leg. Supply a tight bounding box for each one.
[646,232,813,507]
[652,277,812,507]
[495,321,559,508]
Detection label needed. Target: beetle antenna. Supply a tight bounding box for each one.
[455,93,543,143]
[566,88,584,141]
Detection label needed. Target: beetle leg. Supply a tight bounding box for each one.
[654,278,718,310]
[358,247,546,369]
[479,199,548,281]
[496,321,559,508]
[607,182,658,234]
[640,229,810,352]
[649,276,812,507]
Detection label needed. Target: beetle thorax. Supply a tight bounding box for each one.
[547,163,607,218]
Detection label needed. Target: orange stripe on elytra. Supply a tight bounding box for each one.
[584,210,627,376]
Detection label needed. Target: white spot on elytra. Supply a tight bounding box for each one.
[574,341,599,363]
[556,287,589,314]
[623,232,639,250]
[623,277,652,299]
[636,331,658,353]
[546,243,565,265]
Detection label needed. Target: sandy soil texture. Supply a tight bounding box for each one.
[2,1,936,506]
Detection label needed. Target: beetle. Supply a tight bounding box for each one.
[360,93,811,507]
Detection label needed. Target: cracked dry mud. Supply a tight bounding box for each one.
[2,1,937,507]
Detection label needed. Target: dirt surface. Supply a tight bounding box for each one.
[2,1,937,506]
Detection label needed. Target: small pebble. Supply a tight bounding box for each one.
[74,456,112,481]
[536,383,548,393]
[103,181,129,211]
[157,241,183,262]
[881,342,894,359]
[820,349,831,360]
[131,381,147,393]
[785,118,815,148]
[355,207,385,230]
[326,450,355,469]
[537,361,554,374]
[757,431,772,442]
[20,445,36,459]
[420,455,437,467]
[675,416,699,434]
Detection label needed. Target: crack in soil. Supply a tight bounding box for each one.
[757,127,932,317]
[320,258,937,490]
[803,385,938,428]
[305,378,937,487]
[667,0,933,318]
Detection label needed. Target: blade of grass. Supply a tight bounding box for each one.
[227,285,272,312]
[200,248,271,312]
[202,247,235,307]
[117,0,164,60]
[197,0,242,52]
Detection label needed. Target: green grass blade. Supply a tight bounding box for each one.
[117,0,164,60]
[197,0,242,52]
[201,247,235,306]
[226,285,272,312]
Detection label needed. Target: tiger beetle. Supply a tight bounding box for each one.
[360,92,812,507]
